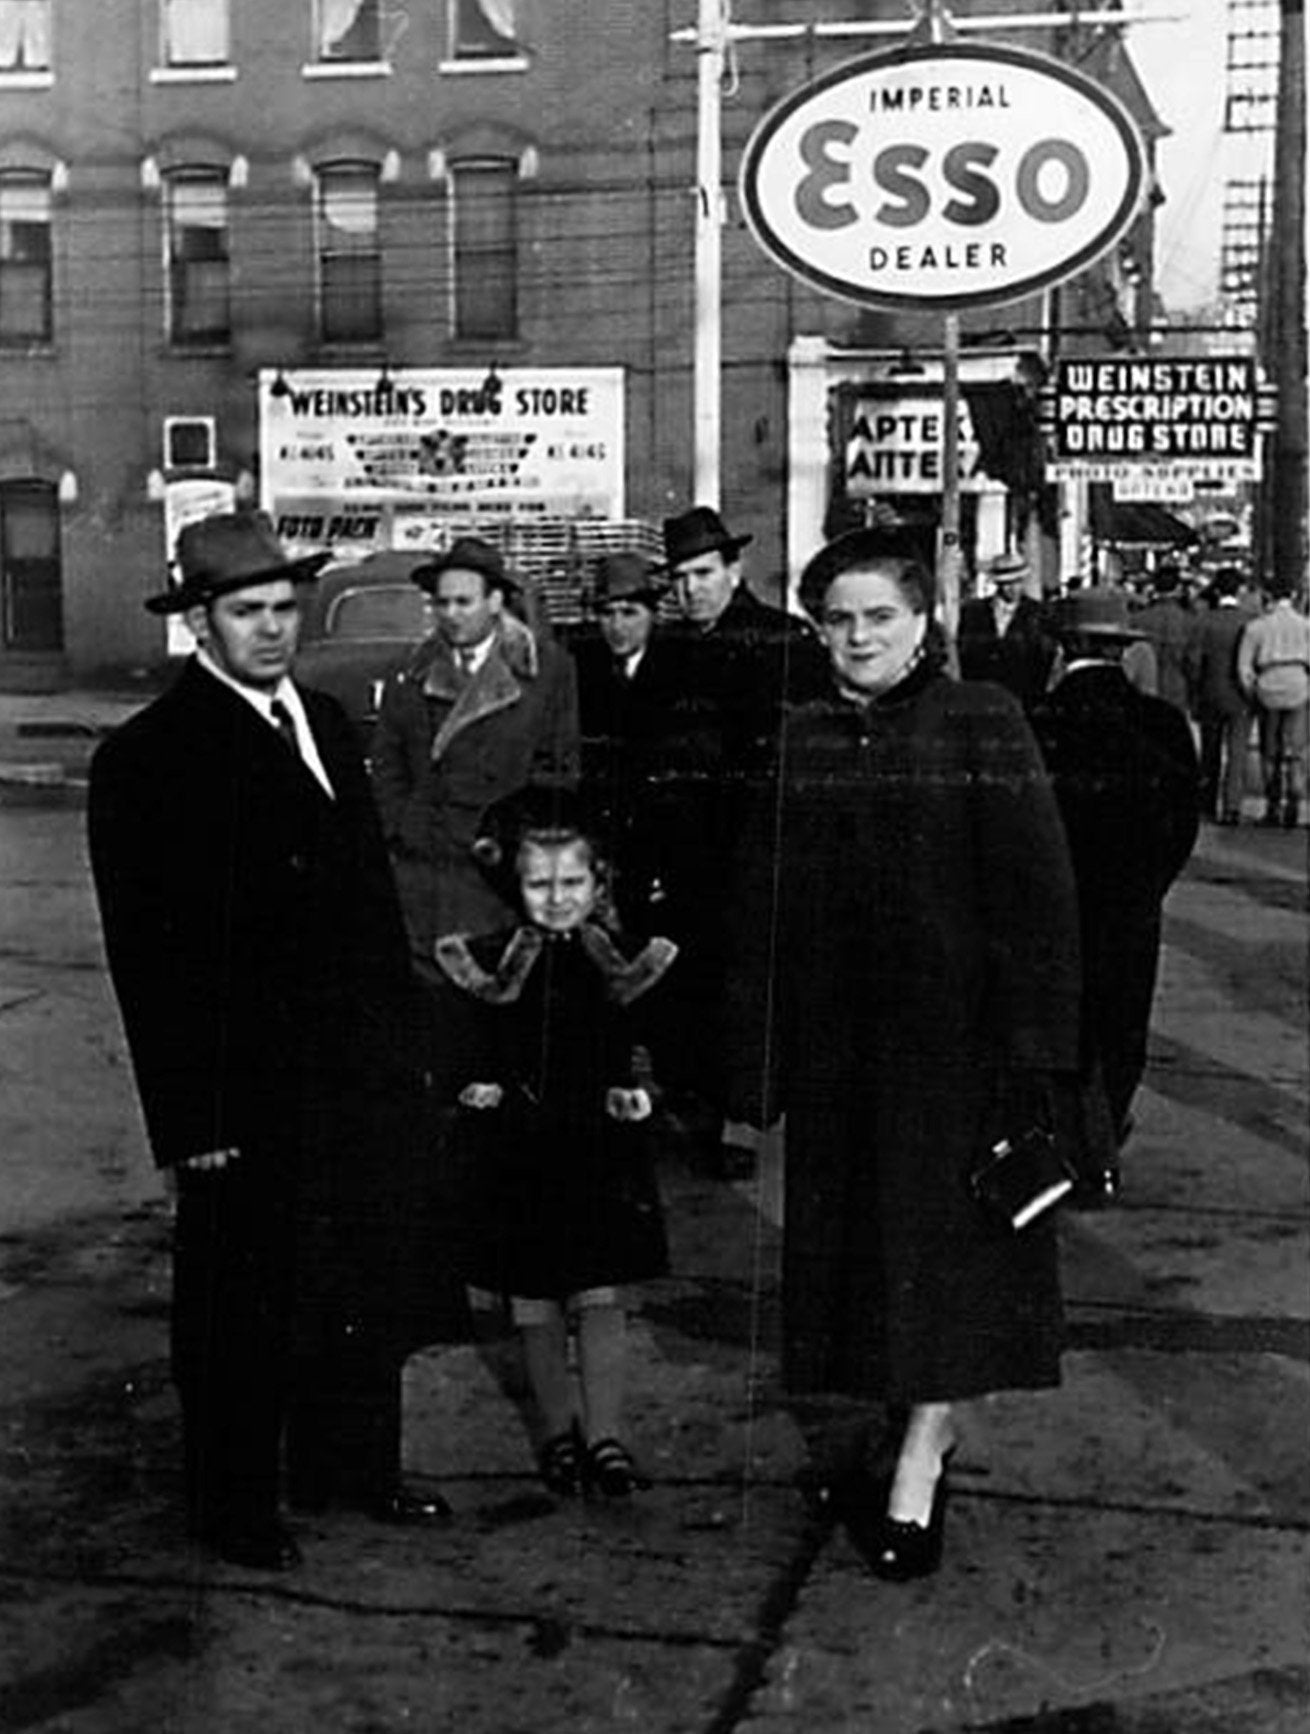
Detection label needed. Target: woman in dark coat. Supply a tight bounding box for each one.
[726,526,1083,1581]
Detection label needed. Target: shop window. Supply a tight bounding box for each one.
[0,478,62,652]
[0,171,52,346]
[315,0,381,64]
[316,162,382,343]
[166,170,230,346]
[0,1,50,72]
[452,159,517,341]
[449,0,520,62]
[162,0,229,66]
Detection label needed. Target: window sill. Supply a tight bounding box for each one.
[438,56,530,76]
[0,72,54,91]
[150,66,238,85]
[165,341,233,358]
[301,61,392,81]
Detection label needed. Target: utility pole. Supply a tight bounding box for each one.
[1268,0,1307,594]
[693,0,726,508]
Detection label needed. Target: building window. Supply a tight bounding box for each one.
[162,0,229,67]
[316,162,382,343]
[316,0,381,63]
[0,172,52,345]
[0,1,50,72]
[450,0,519,61]
[452,159,517,341]
[0,478,62,653]
[166,170,230,346]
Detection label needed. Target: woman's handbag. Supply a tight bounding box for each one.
[970,1077,1078,1231]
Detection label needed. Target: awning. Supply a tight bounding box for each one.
[1090,491,1198,547]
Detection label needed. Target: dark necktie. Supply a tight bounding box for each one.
[269,699,300,757]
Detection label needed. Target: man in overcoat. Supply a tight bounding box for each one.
[370,537,580,964]
[88,513,460,1571]
[956,549,1057,708]
[570,550,695,928]
[659,506,829,1174]
[1131,563,1197,714]
[1029,590,1200,1185]
[1185,565,1255,823]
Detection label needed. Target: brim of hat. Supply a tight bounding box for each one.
[667,532,752,565]
[1059,621,1150,640]
[411,558,519,594]
[593,585,668,605]
[143,552,330,615]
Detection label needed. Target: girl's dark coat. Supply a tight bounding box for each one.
[727,667,1083,1404]
[435,923,678,1299]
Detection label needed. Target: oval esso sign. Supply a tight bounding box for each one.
[739,43,1148,312]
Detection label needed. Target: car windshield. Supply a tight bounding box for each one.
[325,585,430,640]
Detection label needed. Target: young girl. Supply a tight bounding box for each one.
[434,815,679,1498]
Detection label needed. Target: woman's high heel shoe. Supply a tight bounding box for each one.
[866,1452,952,1582]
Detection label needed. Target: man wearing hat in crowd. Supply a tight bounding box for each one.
[88,512,461,1572]
[656,507,828,1175]
[570,550,696,928]
[1028,590,1200,1202]
[956,548,1058,708]
[371,535,580,961]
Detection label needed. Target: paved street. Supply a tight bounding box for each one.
[0,774,1306,1732]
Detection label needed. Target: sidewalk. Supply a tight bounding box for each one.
[0,823,1306,1732]
[0,688,148,796]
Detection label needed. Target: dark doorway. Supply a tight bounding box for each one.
[1,478,64,651]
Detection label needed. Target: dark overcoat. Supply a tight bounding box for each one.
[572,628,718,924]
[726,663,1082,1405]
[433,922,679,1299]
[371,616,580,959]
[87,660,463,1365]
[1028,664,1200,1134]
[957,594,1057,707]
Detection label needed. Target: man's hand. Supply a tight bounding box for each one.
[459,1082,504,1110]
[605,1087,652,1123]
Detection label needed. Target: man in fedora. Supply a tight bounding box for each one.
[956,548,1057,708]
[88,512,461,1570]
[1029,589,1199,1201]
[371,535,579,961]
[657,508,827,1175]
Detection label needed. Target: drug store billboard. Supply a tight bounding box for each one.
[259,367,625,559]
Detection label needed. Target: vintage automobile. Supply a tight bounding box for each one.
[295,550,436,743]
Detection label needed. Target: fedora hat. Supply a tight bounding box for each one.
[663,505,752,570]
[987,550,1029,584]
[146,512,329,615]
[591,551,666,608]
[1053,590,1148,640]
[410,535,517,596]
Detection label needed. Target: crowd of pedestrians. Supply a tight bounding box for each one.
[87,504,1304,1587]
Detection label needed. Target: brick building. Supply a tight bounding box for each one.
[0,0,1163,683]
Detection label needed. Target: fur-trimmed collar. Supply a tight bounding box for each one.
[434,923,678,1006]
[416,613,542,763]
